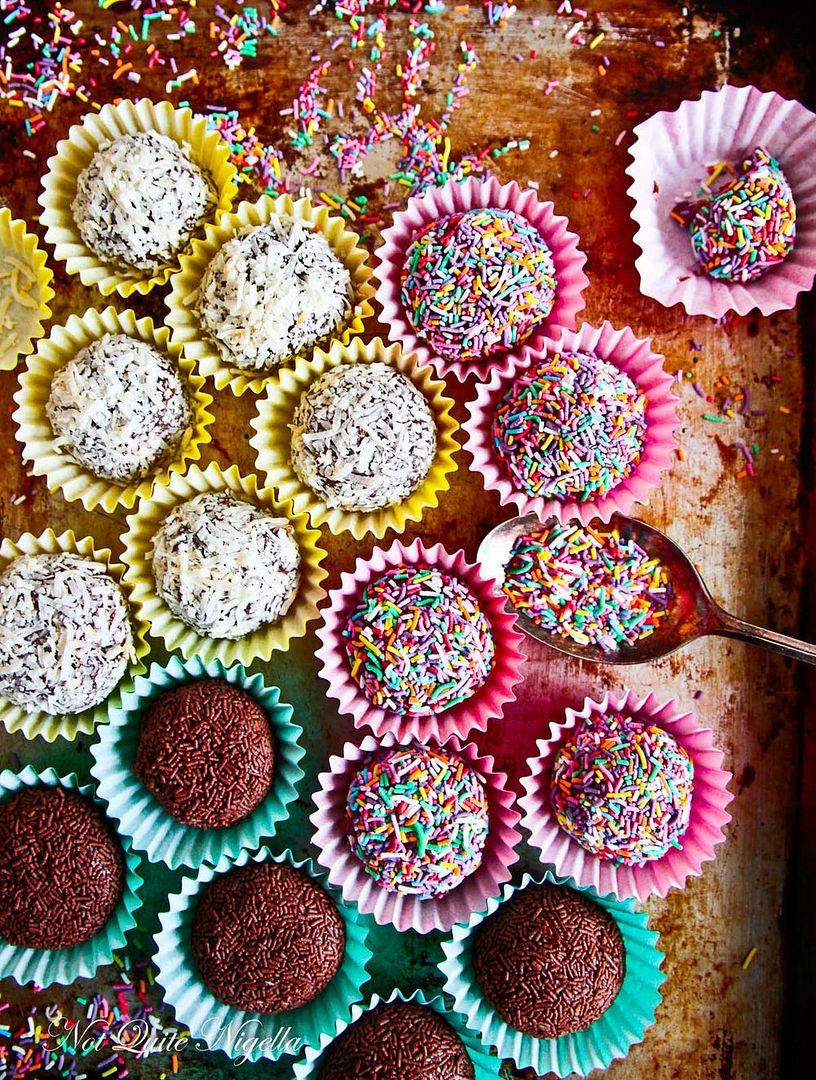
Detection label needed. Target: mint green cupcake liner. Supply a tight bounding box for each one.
[292,987,503,1079]
[153,846,372,1063]
[0,765,143,987]
[89,656,305,871]
[439,870,665,1076]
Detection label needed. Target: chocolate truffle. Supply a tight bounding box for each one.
[72,131,215,272]
[343,565,495,716]
[151,491,301,640]
[473,882,625,1039]
[46,332,191,484]
[134,678,275,829]
[196,217,353,371]
[318,1001,475,1080]
[290,361,436,513]
[0,552,134,715]
[0,786,124,950]
[400,207,557,365]
[192,861,344,1013]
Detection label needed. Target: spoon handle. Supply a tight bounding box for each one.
[711,607,816,665]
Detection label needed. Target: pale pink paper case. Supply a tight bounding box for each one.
[626,83,816,318]
[462,320,678,526]
[314,537,526,743]
[374,175,589,381]
[519,688,733,901]
[310,732,521,934]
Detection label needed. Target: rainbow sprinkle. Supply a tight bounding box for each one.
[502,523,673,652]
[551,709,694,865]
[343,564,495,716]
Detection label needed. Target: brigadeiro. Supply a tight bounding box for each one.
[472,882,625,1039]
[0,786,124,950]
[192,860,345,1013]
[346,745,489,899]
[318,1001,475,1080]
[134,678,275,830]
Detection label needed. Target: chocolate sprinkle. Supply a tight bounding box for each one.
[318,1001,475,1080]
[134,678,275,829]
[473,883,625,1039]
[0,786,125,950]
[192,861,345,1014]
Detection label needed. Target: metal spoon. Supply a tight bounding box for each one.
[477,512,816,666]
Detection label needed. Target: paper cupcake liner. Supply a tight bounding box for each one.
[13,305,215,513]
[153,847,372,1063]
[462,320,678,525]
[292,987,503,1080]
[90,655,306,871]
[310,732,521,934]
[519,688,733,901]
[374,175,589,382]
[0,529,150,742]
[439,870,665,1077]
[248,336,459,540]
[315,537,526,742]
[38,98,238,298]
[120,461,328,666]
[165,192,376,396]
[626,83,816,318]
[0,207,54,369]
[0,765,143,987]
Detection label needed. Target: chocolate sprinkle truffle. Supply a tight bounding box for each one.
[318,1001,475,1080]
[196,217,353,371]
[192,861,345,1013]
[72,131,215,272]
[290,361,437,512]
[134,678,275,829]
[0,786,124,950]
[151,491,301,640]
[0,552,134,715]
[46,332,191,484]
[473,883,625,1039]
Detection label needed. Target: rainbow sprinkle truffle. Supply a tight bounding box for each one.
[400,207,557,365]
[345,744,489,898]
[551,710,694,865]
[492,349,647,502]
[343,565,495,716]
[503,523,673,652]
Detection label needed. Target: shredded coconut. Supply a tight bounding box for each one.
[0,553,135,715]
[72,131,215,272]
[290,361,437,512]
[195,217,353,371]
[46,332,192,484]
[151,491,301,639]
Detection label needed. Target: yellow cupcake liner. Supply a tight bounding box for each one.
[38,99,238,298]
[249,336,459,540]
[165,192,376,397]
[121,461,328,665]
[0,529,150,743]
[0,207,54,370]
[13,306,215,513]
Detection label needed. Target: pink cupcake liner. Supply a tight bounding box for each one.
[626,83,816,318]
[519,688,733,901]
[310,732,521,934]
[314,537,526,743]
[374,175,589,381]
[462,320,678,526]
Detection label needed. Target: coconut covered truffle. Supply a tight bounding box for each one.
[72,131,215,272]
[151,491,301,640]
[196,217,353,371]
[46,332,192,484]
[290,361,437,512]
[0,553,134,715]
